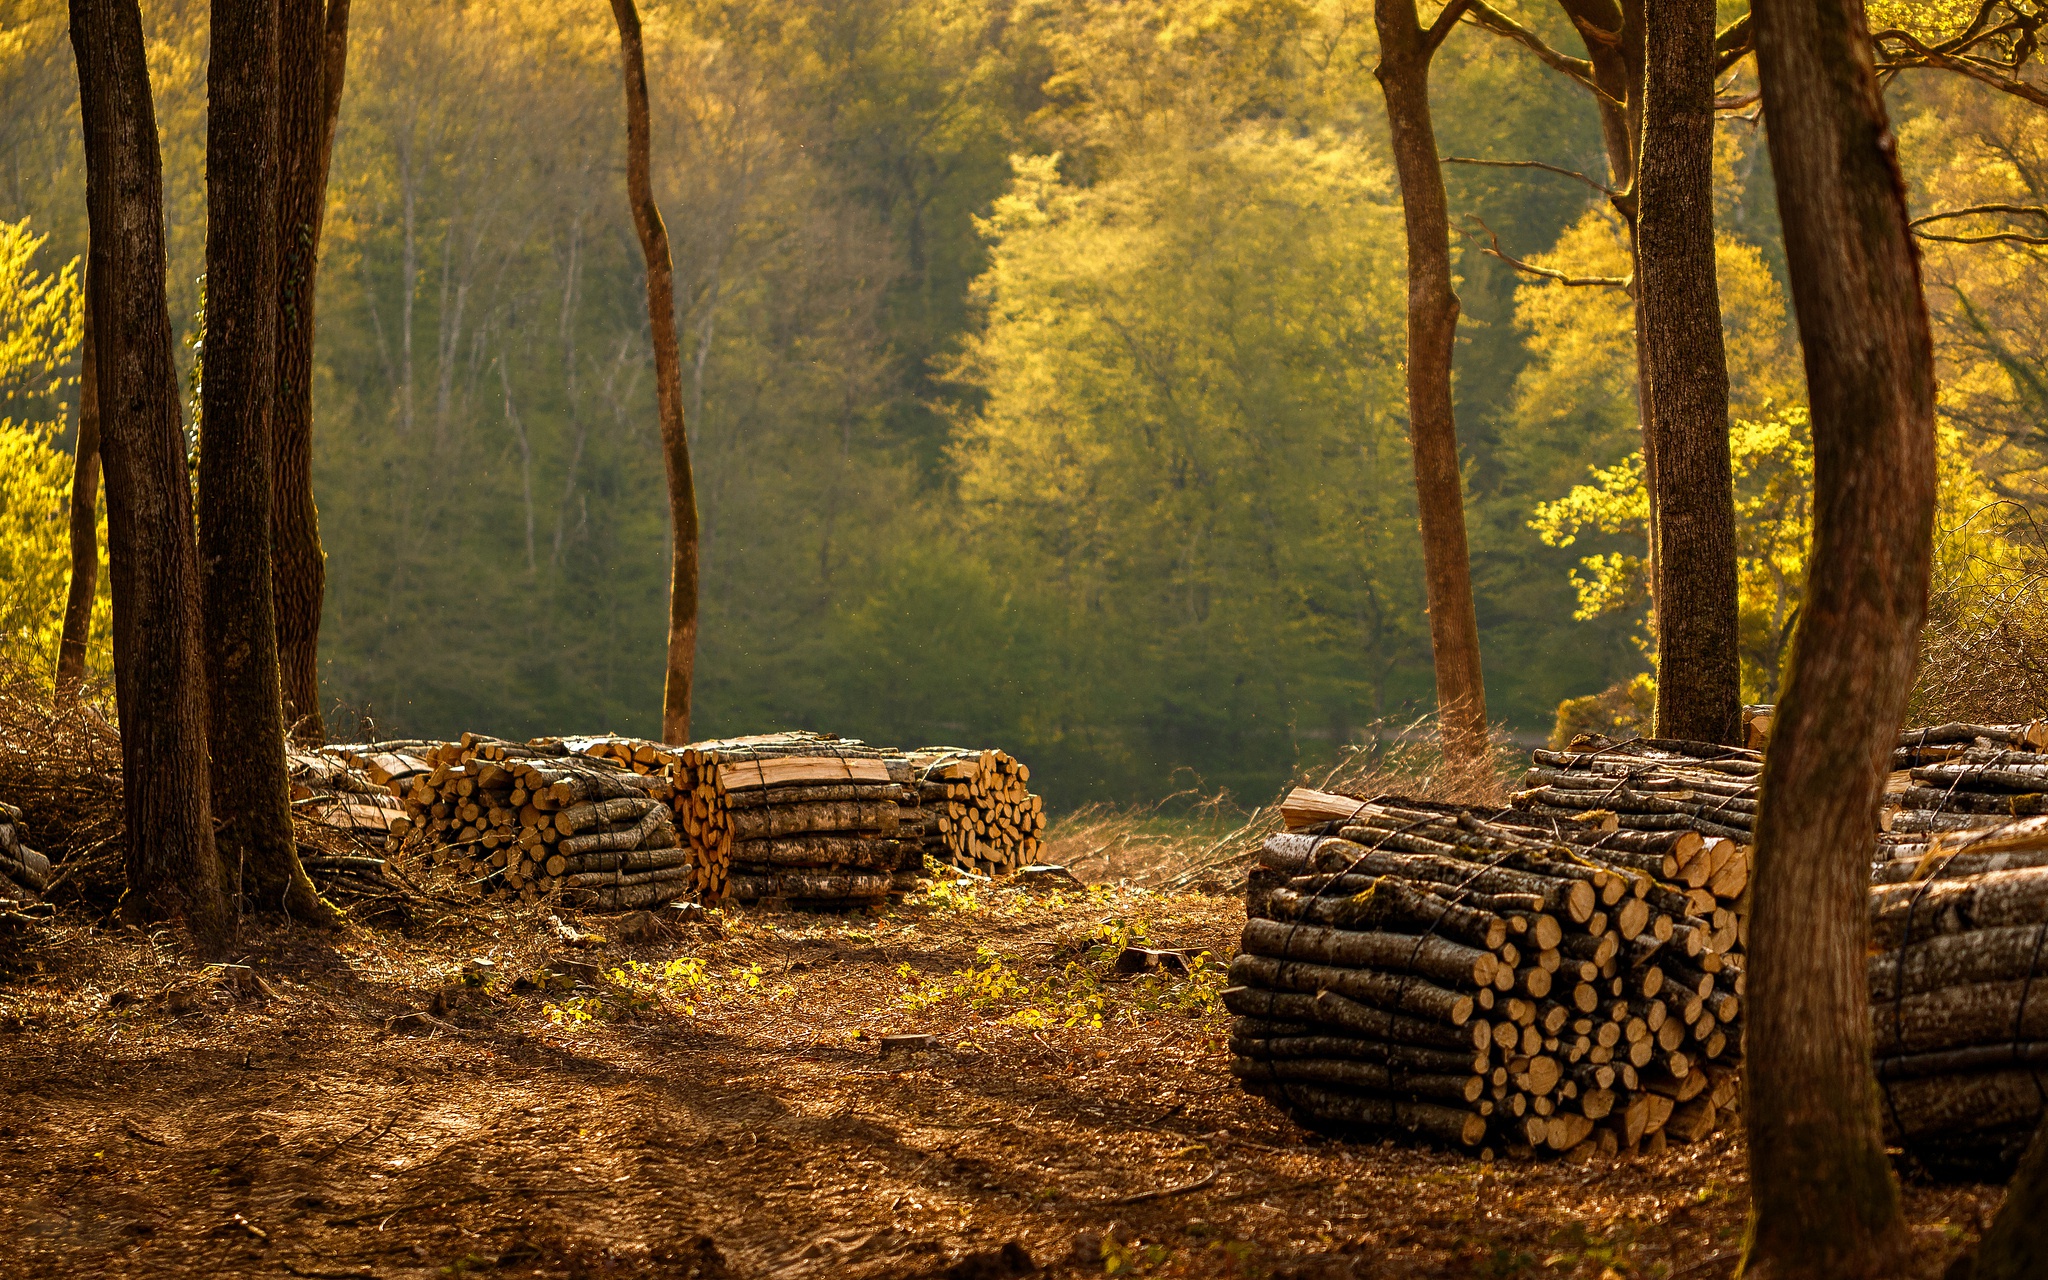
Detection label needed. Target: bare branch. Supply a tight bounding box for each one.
[1461,0,1607,97]
[1441,154,1617,196]
[1425,0,1476,55]
[1715,91,1762,111]
[1714,11,1754,72]
[1911,202,2048,246]
[1874,24,2048,110]
[1910,202,2048,226]
[1459,215,1632,287]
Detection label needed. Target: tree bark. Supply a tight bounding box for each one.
[200,0,329,923]
[272,0,350,745]
[1971,1119,2048,1280]
[69,0,226,937]
[1636,0,1740,744]
[1374,0,1492,776]
[54,273,99,699]
[1740,0,1935,1271]
[608,0,699,745]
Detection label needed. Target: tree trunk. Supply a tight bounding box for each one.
[608,0,699,745]
[1971,1119,2048,1279]
[271,0,350,745]
[1374,0,1492,776]
[69,0,226,937]
[200,0,330,923]
[1740,0,1936,1272]
[1637,0,1740,745]
[54,274,99,699]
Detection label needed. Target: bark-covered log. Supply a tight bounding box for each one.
[1240,1078,1488,1145]
[729,799,899,841]
[724,782,905,810]
[1227,1034,1487,1076]
[1869,867,2048,950]
[1229,1055,1485,1105]
[547,846,691,877]
[1228,953,1474,1026]
[1259,834,1595,922]
[724,870,897,900]
[1874,1041,2048,1081]
[554,795,661,836]
[1259,879,1507,951]
[1238,918,1498,989]
[1222,986,1488,1053]
[1869,978,2048,1057]
[1878,1068,2046,1143]
[729,834,905,870]
[560,864,692,890]
[556,804,673,857]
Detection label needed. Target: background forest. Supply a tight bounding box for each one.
[1,0,2043,806]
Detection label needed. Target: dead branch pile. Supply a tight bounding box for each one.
[0,666,124,904]
[393,734,692,912]
[0,801,51,900]
[1870,824,2048,1177]
[1230,788,1743,1159]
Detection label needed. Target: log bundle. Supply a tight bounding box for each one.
[1869,831,2048,1177]
[393,734,692,911]
[0,801,50,899]
[1233,789,1744,1158]
[1882,722,2048,838]
[888,746,1047,876]
[671,732,920,907]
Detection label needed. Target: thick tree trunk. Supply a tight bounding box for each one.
[271,0,349,746]
[55,276,99,699]
[200,0,329,922]
[1636,0,1740,744]
[1740,0,1935,1273]
[1971,1119,2048,1279]
[1374,0,1492,776]
[69,0,226,936]
[608,0,700,745]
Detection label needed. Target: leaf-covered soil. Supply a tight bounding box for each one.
[0,879,2002,1279]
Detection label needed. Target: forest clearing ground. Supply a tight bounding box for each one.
[0,874,2000,1280]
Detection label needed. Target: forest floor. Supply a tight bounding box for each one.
[0,873,2004,1280]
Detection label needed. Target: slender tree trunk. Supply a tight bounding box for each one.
[69,0,226,937]
[272,0,350,745]
[55,274,100,699]
[200,0,329,922]
[1636,0,1740,744]
[609,0,700,745]
[1970,1119,2048,1279]
[1740,0,1935,1273]
[1374,0,1492,776]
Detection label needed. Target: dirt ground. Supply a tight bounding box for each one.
[0,875,2005,1280]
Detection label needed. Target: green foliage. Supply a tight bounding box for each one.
[895,916,1227,1030]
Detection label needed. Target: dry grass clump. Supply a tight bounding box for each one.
[1913,516,2048,723]
[1045,717,1515,892]
[0,660,125,906]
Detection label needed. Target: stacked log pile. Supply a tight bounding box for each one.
[672,733,918,907]
[289,743,422,849]
[394,735,690,911]
[1869,825,2048,1177]
[1232,789,1743,1157]
[0,801,50,899]
[1504,736,1755,952]
[1884,722,2048,837]
[888,747,1047,876]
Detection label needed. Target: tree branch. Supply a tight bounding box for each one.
[1874,24,2048,110]
[1461,0,1606,96]
[1911,203,2048,246]
[1714,12,1754,72]
[1425,0,1477,54]
[1441,154,1617,196]
[1459,215,1632,287]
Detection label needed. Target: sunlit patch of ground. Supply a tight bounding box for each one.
[0,873,2001,1279]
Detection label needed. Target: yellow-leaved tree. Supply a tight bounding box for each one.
[0,216,106,678]
[1520,210,2002,705]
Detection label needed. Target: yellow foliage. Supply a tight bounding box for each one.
[0,216,105,678]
